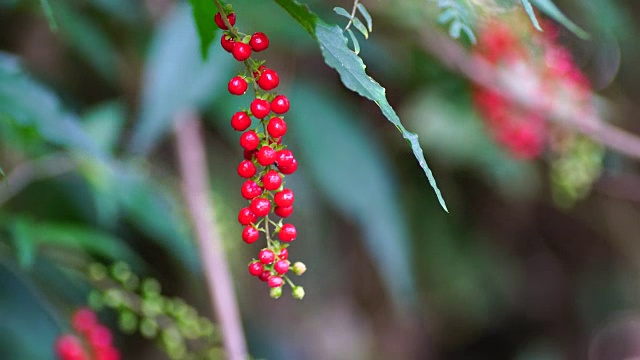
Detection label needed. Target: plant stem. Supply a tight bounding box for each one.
[344,0,361,31]
[174,110,248,360]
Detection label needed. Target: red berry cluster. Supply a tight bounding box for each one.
[54,308,120,360]
[471,18,594,160]
[215,6,305,299]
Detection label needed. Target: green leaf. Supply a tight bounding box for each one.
[274,0,448,211]
[449,19,462,39]
[351,17,369,39]
[188,0,219,59]
[82,101,125,154]
[39,0,57,31]
[438,7,458,24]
[530,0,590,39]
[357,3,372,32]
[521,0,543,31]
[289,83,417,309]
[332,6,351,19]
[129,3,233,155]
[0,53,102,157]
[346,28,360,55]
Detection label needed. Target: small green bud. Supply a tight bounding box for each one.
[292,262,307,275]
[89,263,107,281]
[270,286,283,299]
[292,286,305,300]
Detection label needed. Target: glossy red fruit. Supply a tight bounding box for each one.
[250,32,269,52]
[231,111,251,131]
[221,34,235,52]
[242,226,260,244]
[249,261,264,276]
[274,260,290,274]
[257,69,279,91]
[259,249,275,264]
[268,275,283,288]
[258,270,271,282]
[87,325,112,349]
[244,149,257,160]
[271,95,290,114]
[250,197,271,217]
[279,248,289,260]
[256,146,277,166]
[275,206,293,218]
[250,98,271,119]
[237,160,257,178]
[252,65,267,79]
[55,334,89,360]
[228,76,248,95]
[232,42,252,61]
[267,117,287,138]
[240,130,260,150]
[274,189,294,207]
[95,346,120,360]
[276,150,295,168]
[214,12,236,30]
[279,223,297,242]
[278,157,298,175]
[72,307,98,333]
[238,207,257,225]
[241,180,263,200]
[262,170,282,191]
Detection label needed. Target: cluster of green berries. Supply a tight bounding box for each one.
[216,9,305,299]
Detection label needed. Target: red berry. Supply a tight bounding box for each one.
[55,334,88,360]
[87,325,112,349]
[244,149,257,160]
[279,248,289,260]
[279,223,297,242]
[240,131,260,150]
[95,346,120,360]
[249,261,263,276]
[250,32,269,52]
[262,170,282,191]
[257,69,279,91]
[231,111,251,131]
[252,65,267,79]
[72,307,98,333]
[275,206,293,218]
[271,95,290,114]
[267,117,287,138]
[237,160,257,178]
[250,98,271,119]
[268,275,283,288]
[259,249,275,264]
[274,189,294,207]
[232,42,252,61]
[242,226,260,244]
[220,34,235,52]
[278,157,298,175]
[228,76,248,95]
[214,12,236,30]
[276,150,295,168]
[241,180,263,200]
[250,197,271,217]
[238,207,257,225]
[274,260,290,274]
[256,146,277,166]
[258,270,271,282]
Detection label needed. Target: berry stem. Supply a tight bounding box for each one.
[283,274,296,288]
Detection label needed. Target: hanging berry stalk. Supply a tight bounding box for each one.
[213,0,305,300]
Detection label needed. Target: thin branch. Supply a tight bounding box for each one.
[173,110,248,360]
[344,0,361,31]
[418,27,640,161]
[0,153,75,207]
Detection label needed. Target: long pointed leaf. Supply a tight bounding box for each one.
[346,28,360,54]
[351,17,369,39]
[357,3,372,32]
[521,0,543,31]
[531,0,590,39]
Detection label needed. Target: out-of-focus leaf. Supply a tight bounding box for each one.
[357,3,372,32]
[0,53,102,157]
[351,17,368,39]
[116,166,199,272]
[39,0,57,30]
[346,28,360,54]
[333,6,351,20]
[85,0,143,22]
[129,3,233,155]
[274,0,448,212]
[531,0,589,39]
[289,83,417,310]
[55,1,118,82]
[6,216,143,268]
[520,0,543,31]
[82,101,125,154]
[189,0,219,58]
